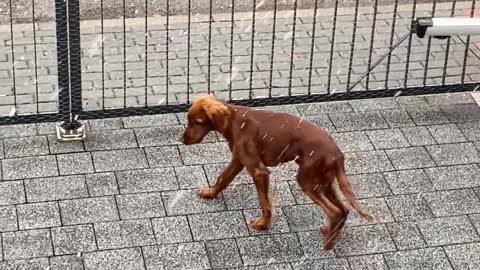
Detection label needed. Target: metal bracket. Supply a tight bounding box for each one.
[56,121,86,141]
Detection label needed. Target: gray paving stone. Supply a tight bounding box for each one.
[152,216,192,244]
[2,229,53,260]
[386,221,427,250]
[400,126,437,146]
[95,219,156,249]
[283,204,324,232]
[17,202,60,230]
[203,162,252,185]
[84,247,145,270]
[344,150,394,174]
[417,215,480,247]
[385,194,434,221]
[174,165,209,189]
[423,189,480,217]
[350,98,399,112]
[223,182,295,210]
[162,189,226,215]
[2,155,58,180]
[424,93,474,106]
[292,258,350,270]
[237,234,304,266]
[329,111,389,132]
[367,128,410,149]
[457,120,480,141]
[122,114,179,128]
[0,124,37,139]
[296,230,335,260]
[189,210,249,241]
[394,96,430,108]
[385,147,435,170]
[347,254,389,270]
[136,125,217,147]
[59,196,119,225]
[50,255,85,270]
[51,224,97,255]
[57,152,95,175]
[179,142,231,165]
[3,136,49,158]
[206,239,243,268]
[426,142,480,166]
[116,167,178,193]
[346,198,394,226]
[144,146,183,167]
[84,129,138,151]
[425,164,480,190]
[304,115,336,132]
[25,175,88,202]
[335,225,396,256]
[48,135,85,154]
[296,101,353,116]
[0,181,25,206]
[331,131,374,152]
[349,173,392,199]
[440,103,480,123]
[426,123,468,144]
[88,118,123,130]
[0,258,50,270]
[92,148,148,172]
[85,172,119,196]
[381,109,416,128]
[383,169,434,195]
[384,247,453,270]
[143,242,210,270]
[444,242,480,270]
[117,192,166,219]
[0,205,17,232]
[406,107,450,126]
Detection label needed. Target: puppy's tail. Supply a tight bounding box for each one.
[335,159,373,222]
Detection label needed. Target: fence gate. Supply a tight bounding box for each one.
[0,0,479,139]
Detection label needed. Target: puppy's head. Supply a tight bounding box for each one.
[182,95,231,145]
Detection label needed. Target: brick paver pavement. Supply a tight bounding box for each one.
[0,1,479,117]
[0,92,478,269]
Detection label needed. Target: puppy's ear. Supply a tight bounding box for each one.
[203,97,230,132]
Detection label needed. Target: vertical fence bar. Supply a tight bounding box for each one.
[101,0,105,110]
[32,0,40,113]
[8,0,17,112]
[165,0,170,104]
[327,0,339,94]
[228,0,235,101]
[67,0,82,119]
[423,0,437,86]
[55,0,71,121]
[442,1,456,85]
[207,0,213,94]
[461,0,477,84]
[187,0,191,103]
[123,0,127,107]
[144,0,148,106]
[307,0,318,95]
[385,0,399,89]
[345,0,360,92]
[404,0,417,88]
[248,0,257,99]
[288,0,298,96]
[268,0,278,98]
[365,0,379,90]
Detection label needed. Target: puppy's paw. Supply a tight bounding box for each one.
[249,217,271,231]
[197,187,217,199]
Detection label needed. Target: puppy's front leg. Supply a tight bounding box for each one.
[198,157,244,199]
[247,165,273,231]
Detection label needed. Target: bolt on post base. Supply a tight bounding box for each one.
[56,121,86,141]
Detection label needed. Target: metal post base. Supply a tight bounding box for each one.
[56,121,86,141]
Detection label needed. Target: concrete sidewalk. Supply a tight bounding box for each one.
[0,92,479,269]
[0,1,479,117]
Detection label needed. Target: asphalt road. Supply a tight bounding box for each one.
[0,0,457,24]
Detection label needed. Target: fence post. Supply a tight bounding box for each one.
[54,0,85,141]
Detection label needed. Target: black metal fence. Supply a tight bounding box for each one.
[0,0,479,126]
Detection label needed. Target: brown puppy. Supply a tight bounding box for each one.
[182,95,372,250]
